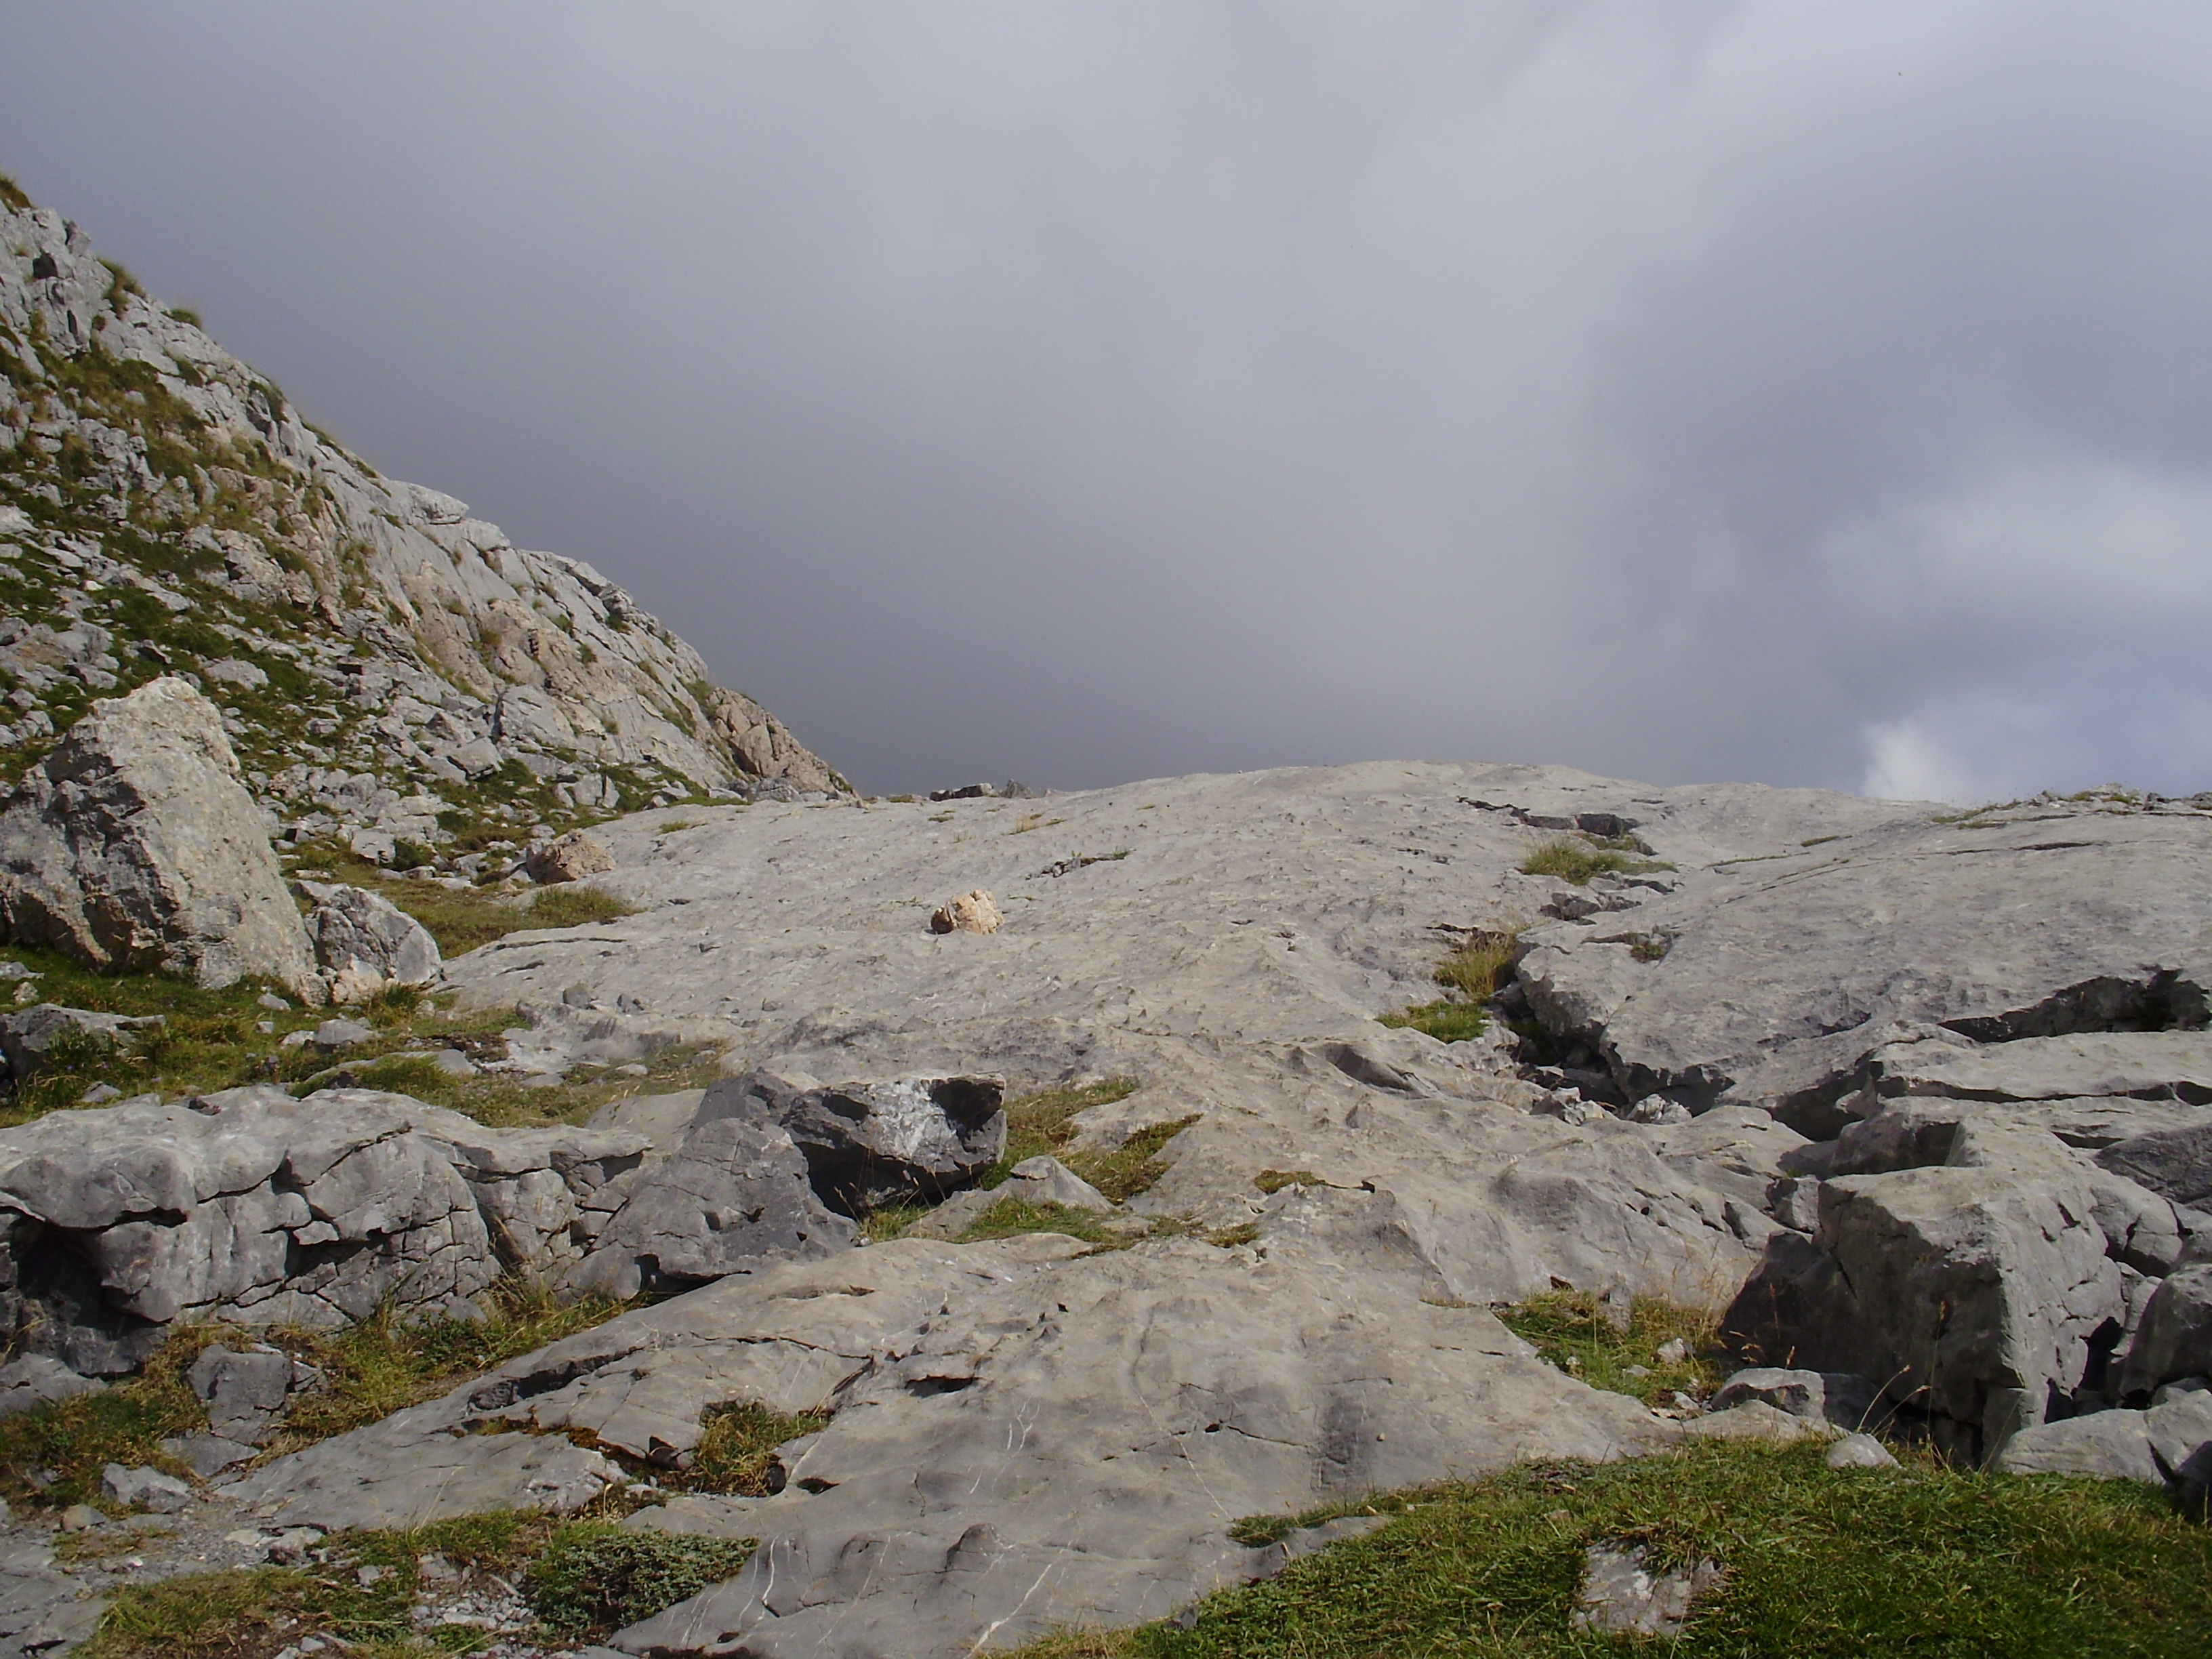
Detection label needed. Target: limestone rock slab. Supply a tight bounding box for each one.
[0,678,315,994]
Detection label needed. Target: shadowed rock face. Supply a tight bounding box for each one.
[0,678,316,993]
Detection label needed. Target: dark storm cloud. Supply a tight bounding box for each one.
[5,1,2211,799]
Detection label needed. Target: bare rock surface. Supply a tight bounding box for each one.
[232,1232,1681,1656]
[1513,796,2212,1131]
[0,678,315,993]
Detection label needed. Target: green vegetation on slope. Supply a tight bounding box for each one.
[1496,1290,1721,1405]
[1378,929,1520,1043]
[0,1279,630,1512]
[1010,1437,2212,1658]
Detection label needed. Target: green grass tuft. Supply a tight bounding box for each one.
[1252,1170,1318,1195]
[958,1197,1124,1248]
[1377,1000,1488,1042]
[524,1525,754,1637]
[1496,1290,1720,1404]
[525,886,640,929]
[1008,1437,2212,1658]
[680,1402,831,1495]
[1520,838,1643,885]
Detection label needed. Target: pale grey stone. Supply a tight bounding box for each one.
[100,1464,187,1513]
[299,881,441,1003]
[1572,1543,1725,1637]
[188,1347,292,1441]
[226,1429,621,1530]
[234,1233,1679,1652]
[1725,1162,2123,1458]
[446,738,503,777]
[569,1114,853,1298]
[309,1017,373,1049]
[2121,1256,2212,1399]
[0,1356,102,1421]
[525,830,614,884]
[157,1433,257,1477]
[199,659,266,691]
[0,678,316,994]
[1824,1432,1898,1469]
[2098,1120,2212,1208]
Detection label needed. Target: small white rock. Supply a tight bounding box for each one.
[1824,1432,1899,1470]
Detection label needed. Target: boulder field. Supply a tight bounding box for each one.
[1,760,2208,1656]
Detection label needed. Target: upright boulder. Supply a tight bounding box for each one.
[0,678,315,994]
[710,1067,1008,1212]
[300,881,442,1004]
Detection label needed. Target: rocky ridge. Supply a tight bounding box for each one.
[0,176,846,869]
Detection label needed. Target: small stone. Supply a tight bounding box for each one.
[416,1551,459,1586]
[58,1504,101,1532]
[258,993,292,1012]
[357,1565,388,1588]
[102,1463,190,1514]
[1824,1433,1900,1469]
[310,1018,373,1049]
[1654,1338,1690,1367]
[79,1082,121,1105]
[929,889,1003,935]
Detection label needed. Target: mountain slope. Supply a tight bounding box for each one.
[0,174,847,851]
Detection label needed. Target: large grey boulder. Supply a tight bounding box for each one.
[299,881,442,1004]
[1724,1161,2120,1460]
[570,1113,856,1298]
[708,1069,1008,1213]
[1997,1389,2212,1499]
[2120,1253,2212,1399]
[0,678,316,994]
[0,1085,651,1374]
[2097,1120,2212,1208]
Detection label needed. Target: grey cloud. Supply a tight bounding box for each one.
[4,1,2209,800]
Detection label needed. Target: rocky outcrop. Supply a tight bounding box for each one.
[1510,796,2212,1128]
[0,1086,653,1374]
[0,1004,164,1086]
[0,678,316,994]
[523,829,614,885]
[569,1112,855,1299]
[299,881,441,1003]
[708,1069,1008,1213]
[0,184,849,851]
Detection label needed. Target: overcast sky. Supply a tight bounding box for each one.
[6,3,2211,801]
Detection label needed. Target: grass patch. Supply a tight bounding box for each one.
[981,1080,1196,1202]
[1377,1000,1488,1042]
[1078,1115,1201,1202]
[1253,1170,1318,1194]
[958,1198,1124,1248]
[983,1080,1136,1181]
[0,1281,634,1513]
[0,1327,229,1510]
[1376,929,1519,1044]
[1496,1290,1719,1404]
[261,1277,633,1456]
[859,1200,932,1242]
[523,886,640,929]
[524,1525,754,1638]
[87,1507,741,1659]
[1518,838,1663,886]
[678,1403,830,1495]
[1009,1437,2212,1658]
